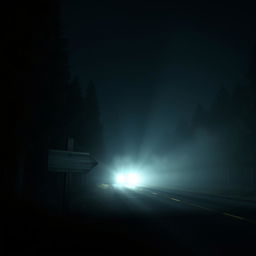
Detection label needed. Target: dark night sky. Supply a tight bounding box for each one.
[60,0,256,158]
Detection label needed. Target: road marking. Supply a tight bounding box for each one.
[223,212,244,220]
[223,212,256,225]
[145,188,256,224]
[170,197,181,202]
[185,202,212,211]
[97,184,110,189]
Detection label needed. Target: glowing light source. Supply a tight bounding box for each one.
[116,173,126,185]
[115,172,141,188]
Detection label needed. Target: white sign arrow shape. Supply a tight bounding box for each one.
[48,149,98,172]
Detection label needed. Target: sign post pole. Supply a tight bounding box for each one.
[63,171,68,214]
[64,137,74,214]
[47,137,97,214]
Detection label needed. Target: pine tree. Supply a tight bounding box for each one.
[6,0,71,202]
[65,78,83,150]
[245,43,256,166]
[191,103,206,133]
[209,86,231,132]
[80,80,104,159]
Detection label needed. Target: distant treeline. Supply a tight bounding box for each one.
[5,0,103,204]
[172,44,256,190]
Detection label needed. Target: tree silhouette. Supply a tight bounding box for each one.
[63,78,83,150]
[5,0,71,203]
[209,86,231,132]
[80,80,104,160]
[191,103,207,133]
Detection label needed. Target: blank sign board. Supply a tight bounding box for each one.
[48,149,97,172]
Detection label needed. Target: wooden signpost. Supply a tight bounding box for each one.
[48,137,97,213]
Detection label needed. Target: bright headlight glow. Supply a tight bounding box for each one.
[115,172,140,188]
[116,173,126,185]
[127,173,139,186]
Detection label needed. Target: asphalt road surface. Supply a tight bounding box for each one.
[6,185,256,255]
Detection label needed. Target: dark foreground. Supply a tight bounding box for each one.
[5,185,256,255]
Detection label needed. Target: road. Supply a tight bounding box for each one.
[6,185,256,255]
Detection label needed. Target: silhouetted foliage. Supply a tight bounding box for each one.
[79,80,104,160]
[191,103,207,133]
[6,1,104,207]
[209,86,231,132]
[6,0,71,202]
[172,44,256,191]
[63,78,83,150]
[172,119,191,148]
